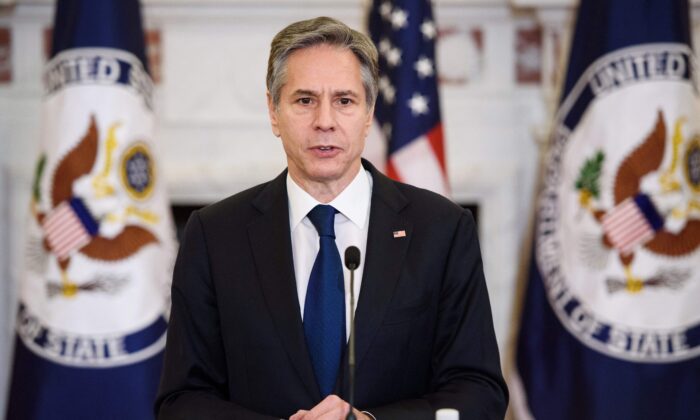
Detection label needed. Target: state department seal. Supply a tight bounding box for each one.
[537,43,700,363]
[21,46,173,370]
[121,142,155,200]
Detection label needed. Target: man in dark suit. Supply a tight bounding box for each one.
[155,16,508,420]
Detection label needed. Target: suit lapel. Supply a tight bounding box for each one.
[247,171,321,402]
[351,162,412,372]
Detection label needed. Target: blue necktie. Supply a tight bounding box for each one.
[303,204,346,397]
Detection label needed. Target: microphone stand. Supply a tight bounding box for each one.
[344,247,359,420]
[346,263,356,420]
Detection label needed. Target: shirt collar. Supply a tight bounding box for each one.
[287,166,372,230]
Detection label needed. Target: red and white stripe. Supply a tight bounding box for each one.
[386,126,450,198]
[601,197,655,256]
[42,201,92,261]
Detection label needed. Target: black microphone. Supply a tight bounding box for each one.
[345,246,360,270]
[344,246,361,420]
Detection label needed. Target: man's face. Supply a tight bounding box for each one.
[268,44,373,189]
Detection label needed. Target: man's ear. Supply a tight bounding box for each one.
[267,91,280,137]
[363,103,375,138]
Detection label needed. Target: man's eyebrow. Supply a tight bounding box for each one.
[290,89,360,97]
[291,89,319,97]
[334,90,359,98]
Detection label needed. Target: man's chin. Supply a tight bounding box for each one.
[291,159,361,186]
[307,171,344,184]
[304,163,348,182]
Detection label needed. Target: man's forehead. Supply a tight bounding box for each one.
[285,44,360,68]
[288,42,351,57]
[281,45,365,94]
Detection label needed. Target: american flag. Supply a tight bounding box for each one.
[368,0,450,197]
[42,197,98,261]
[601,194,663,256]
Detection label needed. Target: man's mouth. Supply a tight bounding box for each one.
[311,145,341,157]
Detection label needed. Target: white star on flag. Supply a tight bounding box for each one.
[386,46,402,67]
[378,38,391,54]
[391,8,409,30]
[379,75,390,90]
[420,20,436,40]
[408,92,429,115]
[379,1,393,19]
[379,76,396,103]
[383,84,396,103]
[414,56,434,78]
[382,122,393,138]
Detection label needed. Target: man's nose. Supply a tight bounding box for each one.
[314,99,336,131]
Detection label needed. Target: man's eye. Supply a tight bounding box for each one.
[338,98,353,105]
[297,97,313,105]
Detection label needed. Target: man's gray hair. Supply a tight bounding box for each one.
[267,16,379,111]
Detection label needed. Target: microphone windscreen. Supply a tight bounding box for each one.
[344,246,361,270]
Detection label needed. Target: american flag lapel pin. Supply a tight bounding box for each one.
[393,230,406,238]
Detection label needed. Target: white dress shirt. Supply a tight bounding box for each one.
[287,167,372,341]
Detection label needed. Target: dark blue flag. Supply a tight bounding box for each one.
[6,1,175,419]
[512,1,700,419]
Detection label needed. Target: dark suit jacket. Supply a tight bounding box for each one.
[155,160,508,419]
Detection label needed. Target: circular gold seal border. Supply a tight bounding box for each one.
[120,142,155,200]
